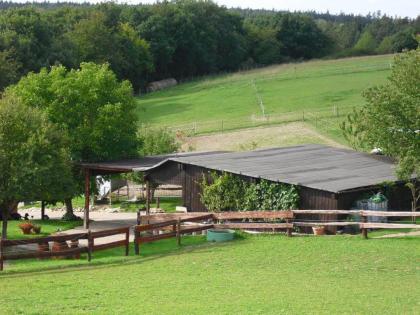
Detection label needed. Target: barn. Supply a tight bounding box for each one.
[81,144,412,227]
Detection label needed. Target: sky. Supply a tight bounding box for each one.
[12,0,420,18]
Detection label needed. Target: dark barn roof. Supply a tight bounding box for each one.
[79,151,228,174]
[170,144,401,193]
[81,144,405,194]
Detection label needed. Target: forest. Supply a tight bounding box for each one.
[0,0,419,92]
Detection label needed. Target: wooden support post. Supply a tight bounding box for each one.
[136,211,141,226]
[134,231,140,255]
[87,229,92,262]
[84,168,90,230]
[156,197,160,209]
[145,180,150,215]
[361,212,368,239]
[176,219,181,246]
[0,239,4,271]
[125,229,130,256]
[41,200,45,220]
[286,218,292,237]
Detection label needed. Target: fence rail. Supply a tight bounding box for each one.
[1,208,418,271]
[0,227,130,271]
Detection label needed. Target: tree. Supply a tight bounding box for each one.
[138,126,180,156]
[0,50,20,91]
[275,13,332,59]
[7,62,140,218]
[342,48,420,214]
[67,11,153,92]
[0,95,73,238]
[353,30,377,54]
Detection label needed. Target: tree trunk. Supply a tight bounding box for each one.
[1,203,11,240]
[64,198,74,215]
[1,210,7,240]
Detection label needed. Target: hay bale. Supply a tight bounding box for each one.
[147,78,177,92]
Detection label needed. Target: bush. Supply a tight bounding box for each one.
[200,173,299,211]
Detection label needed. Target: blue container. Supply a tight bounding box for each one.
[207,229,235,242]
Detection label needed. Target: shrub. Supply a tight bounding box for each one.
[200,173,299,211]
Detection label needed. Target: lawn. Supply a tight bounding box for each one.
[1,219,82,239]
[1,233,418,314]
[137,55,393,131]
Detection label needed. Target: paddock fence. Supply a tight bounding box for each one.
[142,105,351,137]
[0,226,130,271]
[134,213,213,254]
[1,209,418,271]
[138,210,420,239]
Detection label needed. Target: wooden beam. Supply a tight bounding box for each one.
[41,200,45,220]
[84,168,90,229]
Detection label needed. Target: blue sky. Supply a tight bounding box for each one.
[12,0,420,18]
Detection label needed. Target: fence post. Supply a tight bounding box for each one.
[87,229,93,262]
[125,228,130,256]
[302,110,305,121]
[361,211,368,239]
[136,211,141,226]
[221,120,224,134]
[176,219,181,246]
[134,230,140,255]
[286,217,293,237]
[0,239,4,271]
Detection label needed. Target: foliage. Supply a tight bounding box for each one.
[0,50,20,91]
[342,48,420,181]
[0,3,417,91]
[200,172,299,211]
[8,62,139,163]
[138,126,180,156]
[275,13,332,59]
[0,95,73,236]
[67,10,153,91]
[6,62,140,215]
[353,31,378,54]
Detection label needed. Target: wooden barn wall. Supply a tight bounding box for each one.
[146,161,184,186]
[147,161,413,213]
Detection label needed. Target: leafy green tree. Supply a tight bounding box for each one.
[138,126,180,156]
[244,22,282,65]
[68,11,153,91]
[0,7,53,73]
[342,48,420,211]
[353,30,378,54]
[7,62,140,217]
[0,50,20,91]
[275,13,332,59]
[0,95,73,238]
[391,28,418,52]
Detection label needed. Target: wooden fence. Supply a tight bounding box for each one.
[1,210,418,271]
[136,210,419,237]
[0,227,130,271]
[134,214,213,254]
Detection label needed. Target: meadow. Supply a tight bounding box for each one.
[1,234,418,314]
[137,55,393,133]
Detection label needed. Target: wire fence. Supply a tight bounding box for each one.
[145,105,354,137]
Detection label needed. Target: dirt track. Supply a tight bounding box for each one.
[181,122,345,152]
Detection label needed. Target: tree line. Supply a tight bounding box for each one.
[0,1,418,92]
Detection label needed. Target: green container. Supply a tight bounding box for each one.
[207,229,235,242]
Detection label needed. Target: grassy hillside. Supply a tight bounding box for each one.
[137,55,393,134]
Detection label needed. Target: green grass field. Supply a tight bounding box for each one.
[1,220,82,239]
[1,234,418,314]
[137,55,393,132]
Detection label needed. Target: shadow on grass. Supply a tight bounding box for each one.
[0,234,249,278]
